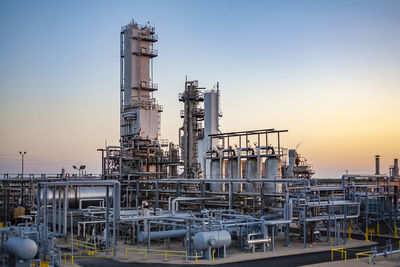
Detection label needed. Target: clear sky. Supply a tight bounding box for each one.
[0,0,399,177]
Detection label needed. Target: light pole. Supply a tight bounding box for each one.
[73,165,86,177]
[19,151,26,178]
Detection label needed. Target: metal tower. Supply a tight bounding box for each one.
[120,20,162,148]
[179,81,205,178]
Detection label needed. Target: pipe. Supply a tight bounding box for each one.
[137,178,310,185]
[171,197,220,213]
[261,199,293,225]
[138,229,186,242]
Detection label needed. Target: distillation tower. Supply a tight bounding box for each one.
[120,20,161,145]
[102,20,179,180]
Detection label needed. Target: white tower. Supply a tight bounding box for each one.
[120,20,162,148]
[197,84,221,178]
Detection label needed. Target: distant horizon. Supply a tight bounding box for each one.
[1,0,399,178]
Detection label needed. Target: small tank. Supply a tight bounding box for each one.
[226,158,239,192]
[245,158,257,192]
[193,230,231,250]
[210,159,221,192]
[264,156,282,205]
[6,237,38,260]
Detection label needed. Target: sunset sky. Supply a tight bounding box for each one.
[1,0,399,177]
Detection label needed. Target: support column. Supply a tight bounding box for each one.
[105,186,110,255]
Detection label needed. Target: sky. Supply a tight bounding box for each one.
[0,0,399,177]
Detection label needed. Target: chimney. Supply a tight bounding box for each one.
[375,155,380,175]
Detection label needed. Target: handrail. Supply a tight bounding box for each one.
[71,239,97,251]
[63,248,113,264]
[330,248,347,261]
[356,251,373,264]
[125,247,187,262]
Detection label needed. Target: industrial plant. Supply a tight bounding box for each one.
[1,19,400,267]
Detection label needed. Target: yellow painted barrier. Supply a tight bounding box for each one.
[125,248,187,262]
[365,227,369,242]
[63,248,114,264]
[356,251,373,264]
[330,248,347,262]
[377,223,380,237]
[40,261,49,267]
[71,239,97,251]
[348,226,352,240]
[195,251,198,264]
[212,249,215,262]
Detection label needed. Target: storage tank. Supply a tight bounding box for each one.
[264,156,282,205]
[193,230,231,250]
[245,158,257,192]
[6,237,38,260]
[211,159,221,192]
[226,158,239,192]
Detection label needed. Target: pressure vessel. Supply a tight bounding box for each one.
[193,230,231,250]
[6,237,38,260]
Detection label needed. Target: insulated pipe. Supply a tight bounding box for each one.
[373,249,400,258]
[137,178,310,185]
[138,229,186,242]
[171,197,220,213]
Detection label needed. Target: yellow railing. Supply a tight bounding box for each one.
[71,239,97,251]
[330,248,347,261]
[125,247,187,262]
[356,251,373,264]
[63,248,113,264]
[365,228,374,242]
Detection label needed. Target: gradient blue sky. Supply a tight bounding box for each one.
[1,0,399,177]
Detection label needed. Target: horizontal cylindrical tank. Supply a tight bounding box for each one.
[193,230,231,250]
[6,237,38,260]
[41,187,113,208]
[138,229,186,242]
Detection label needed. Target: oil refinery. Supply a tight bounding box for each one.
[1,19,400,267]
